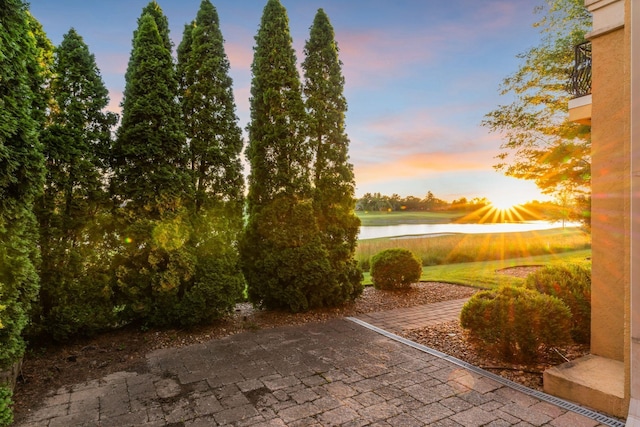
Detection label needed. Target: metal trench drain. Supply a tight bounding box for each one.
[347,317,625,427]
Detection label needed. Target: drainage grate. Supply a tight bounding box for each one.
[347,317,626,427]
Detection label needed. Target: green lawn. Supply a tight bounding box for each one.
[356,211,464,226]
[362,249,592,288]
[356,227,591,269]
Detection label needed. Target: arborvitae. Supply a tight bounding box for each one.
[241,0,333,312]
[135,1,171,52]
[25,12,54,127]
[303,9,363,303]
[178,0,244,215]
[111,7,194,325]
[0,1,45,423]
[174,0,245,324]
[34,29,118,340]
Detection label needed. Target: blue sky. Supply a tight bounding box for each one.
[28,0,549,205]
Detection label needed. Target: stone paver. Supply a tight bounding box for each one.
[15,316,623,426]
[355,298,470,333]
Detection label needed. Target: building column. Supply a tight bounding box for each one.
[628,0,640,423]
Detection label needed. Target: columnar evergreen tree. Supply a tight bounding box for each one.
[241,0,333,312]
[303,9,363,303]
[0,0,45,423]
[34,29,118,339]
[25,12,54,127]
[174,0,245,323]
[136,0,172,52]
[110,5,194,325]
[178,0,244,215]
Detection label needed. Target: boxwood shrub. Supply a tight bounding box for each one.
[460,285,572,363]
[525,264,591,344]
[370,248,422,290]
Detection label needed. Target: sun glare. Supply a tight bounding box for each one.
[490,199,519,211]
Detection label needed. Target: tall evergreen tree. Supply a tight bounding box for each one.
[25,12,54,127]
[174,0,245,323]
[135,1,172,52]
[0,1,45,422]
[241,0,334,312]
[303,9,363,303]
[178,0,244,215]
[34,29,118,339]
[111,6,194,325]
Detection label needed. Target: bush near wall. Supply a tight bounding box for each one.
[370,248,422,290]
[525,263,591,344]
[460,285,572,363]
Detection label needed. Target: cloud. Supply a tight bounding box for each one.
[354,149,495,185]
[225,41,254,72]
[338,29,443,87]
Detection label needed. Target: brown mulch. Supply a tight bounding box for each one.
[402,320,589,391]
[12,270,587,423]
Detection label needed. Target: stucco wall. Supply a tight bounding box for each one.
[589,27,630,362]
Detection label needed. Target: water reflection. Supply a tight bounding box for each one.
[358,221,580,240]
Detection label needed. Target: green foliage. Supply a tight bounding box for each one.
[461,285,572,362]
[370,249,422,290]
[303,8,363,302]
[0,0,45,377]
[172,0,246,325]
[482,0,591,224]
[242,196,334,312]
[33,28,118,340]
[177,0,244,215]
[525,263,591,343]
[0,386,12,427]
[243,0,341,311]
[112,10,190,212]
[111,6,196,326]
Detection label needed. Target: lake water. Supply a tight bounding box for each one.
[358,221,580,240]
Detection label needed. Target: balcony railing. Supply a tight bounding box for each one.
[568,41,592,98]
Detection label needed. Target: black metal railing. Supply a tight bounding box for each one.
[568,41,592,98]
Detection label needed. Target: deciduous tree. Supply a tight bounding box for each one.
[302,8,362,303]
[482,0,591,224]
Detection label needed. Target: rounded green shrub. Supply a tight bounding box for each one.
[370,248,422,290]
[525,263,591,344]
[460,285,572,363]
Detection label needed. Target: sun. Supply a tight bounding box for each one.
[489,195,521,211]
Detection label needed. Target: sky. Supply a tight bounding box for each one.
[28,0,551,206]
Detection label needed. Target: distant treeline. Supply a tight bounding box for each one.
[356,191,564,220]
[356,191,494,212]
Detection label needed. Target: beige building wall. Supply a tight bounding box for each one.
[628,0,639,423]
[589,6,630,363]
[547,0,639,420]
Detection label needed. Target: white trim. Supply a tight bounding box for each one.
[586,0,625,38]
[569,94,593,109]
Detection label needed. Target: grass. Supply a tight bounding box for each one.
[356,211,464,226]
[356,227,590,270]
[362,249,592,288]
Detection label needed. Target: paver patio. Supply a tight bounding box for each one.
[16,308,623,426]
